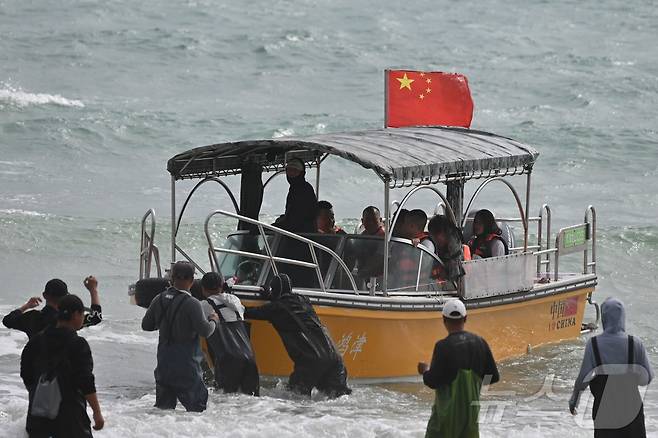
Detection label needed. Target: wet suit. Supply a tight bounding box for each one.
[3,304,102,339]
[245,274,351,397]
[21,326,96,438]
[570,298,653,437]
[423,331,499,438]
[202,295,260,395]
[142,287,216,412]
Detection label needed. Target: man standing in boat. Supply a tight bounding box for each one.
[569,297,653,437]
[273,157,318,286]
[418,299,499,438]
[273,158,318,233]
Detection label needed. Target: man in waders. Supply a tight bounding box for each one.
[569,297,653,437]
[141,261,218,412]
[418,299,499,438]
[200,272,260,396]
[245,274,351,398]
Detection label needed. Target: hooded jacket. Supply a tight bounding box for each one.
[275,173,318,233]
[569,298,653,412]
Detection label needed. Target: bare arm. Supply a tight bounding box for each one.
[85,393,104,430]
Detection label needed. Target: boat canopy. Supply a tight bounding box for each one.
[167,126,539,187]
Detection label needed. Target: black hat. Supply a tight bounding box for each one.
[270,274,292,300]
[201,271,224,291]
[57,294,84,321]
[44,279,68,298]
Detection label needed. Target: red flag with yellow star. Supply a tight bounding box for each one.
[385,70,473,128]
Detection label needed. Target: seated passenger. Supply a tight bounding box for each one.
[427,215,471,283]
[200,272,260,396]
[360,206,385,236]
[467,209,509,259]
[317,200,346,235]
[406,209,434,252]
[391,208,409,238]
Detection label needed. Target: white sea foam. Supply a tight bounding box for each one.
[0,209,50,218]
[0,85,84,108]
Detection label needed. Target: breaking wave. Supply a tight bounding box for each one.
[0,84,84,108]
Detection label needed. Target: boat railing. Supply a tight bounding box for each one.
[204,210,359,294]
[139,209,162,280]
[530,206,597,282]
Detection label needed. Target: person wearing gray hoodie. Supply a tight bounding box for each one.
[569,297,653,437]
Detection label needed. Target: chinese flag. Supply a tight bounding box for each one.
[385,70,474,128]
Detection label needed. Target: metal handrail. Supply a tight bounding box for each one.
[139,209,161,279]
[537,204,552,276]
[584,205,597,274]
[462,177,529,251]
[204,210,359,294]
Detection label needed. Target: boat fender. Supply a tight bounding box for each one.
[134,278,205,308]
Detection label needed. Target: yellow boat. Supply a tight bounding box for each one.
[131,126,599,381]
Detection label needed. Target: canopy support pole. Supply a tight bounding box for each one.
[524,169,532,252]
[170,176,177,269]
[315,157,321,199]
[446,180,464,227]
[382,178,390,296]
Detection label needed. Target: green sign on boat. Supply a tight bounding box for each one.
[558,224,589,254]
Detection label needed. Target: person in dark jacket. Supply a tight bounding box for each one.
[141,261,219,412]
[418,299,499,438]
[21,294,104,438]
[245,274,351,398]
[569,297,653,437]
[273,158,318,233]
[273,158,319,286]
[3,277,103,340]
[200,272,260,396]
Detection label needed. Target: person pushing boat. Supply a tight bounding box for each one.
[245,274,351,398]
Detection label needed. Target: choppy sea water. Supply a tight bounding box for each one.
[1,0,657,436]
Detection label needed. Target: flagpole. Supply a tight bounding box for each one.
[384,69,389,128]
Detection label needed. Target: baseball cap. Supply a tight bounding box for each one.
[44,279,69,298]
[285,158,305,172]
[442,299,467,319]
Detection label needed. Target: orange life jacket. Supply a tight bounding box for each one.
[468,233,508,258]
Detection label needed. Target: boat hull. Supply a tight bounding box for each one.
[243,286,593,381]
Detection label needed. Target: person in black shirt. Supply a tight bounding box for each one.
[21,294,104,438]
[273,158,318,233]
[418,299,499,438]
[3,276,103,339]
[245,274,351,398]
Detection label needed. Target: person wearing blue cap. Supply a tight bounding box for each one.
[3,276,103,339]
[418,299,499,438]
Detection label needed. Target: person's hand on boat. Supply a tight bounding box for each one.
[412,238,421,247]
[20,296,42,312]
[417,362,429,374]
